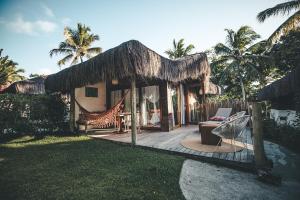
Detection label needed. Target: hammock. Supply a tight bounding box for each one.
[76,91,129,130]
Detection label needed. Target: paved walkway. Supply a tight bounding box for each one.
[90,125,254,169]
[179,141,300,200]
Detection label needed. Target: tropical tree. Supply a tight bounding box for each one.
[0,49,25,87]
[29,73,42,78]
[257,0,300,43]
[165,39,195,59]
[50,23,102,69]
[211,26,269,101]
[268,28,300,72]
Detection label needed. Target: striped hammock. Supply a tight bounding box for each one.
[76,91,128,129]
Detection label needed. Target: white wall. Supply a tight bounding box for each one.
[75,82,106,122]
[270,109,299,127]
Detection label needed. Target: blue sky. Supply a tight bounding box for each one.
[0,0,286,77]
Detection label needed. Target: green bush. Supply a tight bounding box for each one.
[0,94,68,135]
[263,119,300,153]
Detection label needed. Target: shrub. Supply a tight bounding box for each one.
[263,118,300,153]
[0,94,68,136]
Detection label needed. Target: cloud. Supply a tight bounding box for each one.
[4,16,57,35]
[37,68,53,75]
[7,16,36,35]
[61,17,72,25]
[36,20,57,32]
[42,4,54,17]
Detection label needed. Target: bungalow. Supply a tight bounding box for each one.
[45,40,220,132]
[257,66,300,127]
[0,76,46,95]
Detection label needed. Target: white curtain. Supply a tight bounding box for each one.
[142,86,160,126]
[168,85,175,127]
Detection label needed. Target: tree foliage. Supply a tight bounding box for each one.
[165,39,195,59]
[257,0,300,43]
[210,26,270,100]
[0,49,25,88]
[50,23,102,69]
[268,29,300,72]
[0,94,68,134]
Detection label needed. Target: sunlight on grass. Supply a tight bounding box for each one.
[0,135,90,148]
[0,135,185,200]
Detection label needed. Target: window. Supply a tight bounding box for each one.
[85,87,98,97]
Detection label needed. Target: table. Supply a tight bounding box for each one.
[116,112,132,133]
[199,123,222,145]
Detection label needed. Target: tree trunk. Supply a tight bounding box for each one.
[131,76,137,145]
[69,89,75,132]
[239,76,246,101]
[201,78,207,121]
[295,66,300,126]
[252,102,268,169]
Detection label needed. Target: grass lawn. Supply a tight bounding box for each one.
[0,135,185,200]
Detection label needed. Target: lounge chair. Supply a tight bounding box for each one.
[199,108,232,125]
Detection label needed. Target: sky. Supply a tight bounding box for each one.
[0,0,287,77]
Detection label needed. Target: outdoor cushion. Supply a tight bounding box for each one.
[209,116,226,121]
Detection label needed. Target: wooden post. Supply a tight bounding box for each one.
[252,102,268,168]
[201,78,207,121]
[159,82,170,131]
[106,80,111,109]
[138,87,143,133]
[69,88,75,132]
[184,85,190,124]
[131,76,137,145]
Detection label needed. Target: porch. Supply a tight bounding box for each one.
[89,125,255,171]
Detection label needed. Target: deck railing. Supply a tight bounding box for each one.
[190,100,249,123]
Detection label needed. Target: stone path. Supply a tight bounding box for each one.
[179,141,300,200]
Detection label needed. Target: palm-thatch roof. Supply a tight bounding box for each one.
[0,76,46,94]
[200,82,222,95]
[45,40,211,93]
[257,66,300,101]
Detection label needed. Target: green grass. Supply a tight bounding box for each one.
[0,135,185,200]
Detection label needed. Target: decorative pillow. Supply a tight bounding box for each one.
[209,116,226,121]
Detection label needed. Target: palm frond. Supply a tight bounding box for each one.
[184,44,195,55]
[214,43,232,55]
[58,54,74,66]
[224,29,235,48]
[49,48,73,57]
[257,0,300,22]
[236,26,260,49]
[86,47,102,58]
[246,40,268,54]
[165,50,175,59]
[268,10,300,43]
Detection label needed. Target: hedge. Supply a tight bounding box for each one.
[0,94,69,135]
[263,118,300,153]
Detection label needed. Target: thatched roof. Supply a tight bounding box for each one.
[257,66,300,101]
[0,76,46,95]
[200,82,222,95]
[45,40,211,93]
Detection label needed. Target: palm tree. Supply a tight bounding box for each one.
[0,49,25,88]
[212,26,268,101]
[50,23,102,69]
[257,0,300,43]
[165,39,195,59]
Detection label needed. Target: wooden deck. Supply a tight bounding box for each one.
[89,125,255,171]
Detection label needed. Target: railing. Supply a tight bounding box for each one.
[189,100,249,123]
